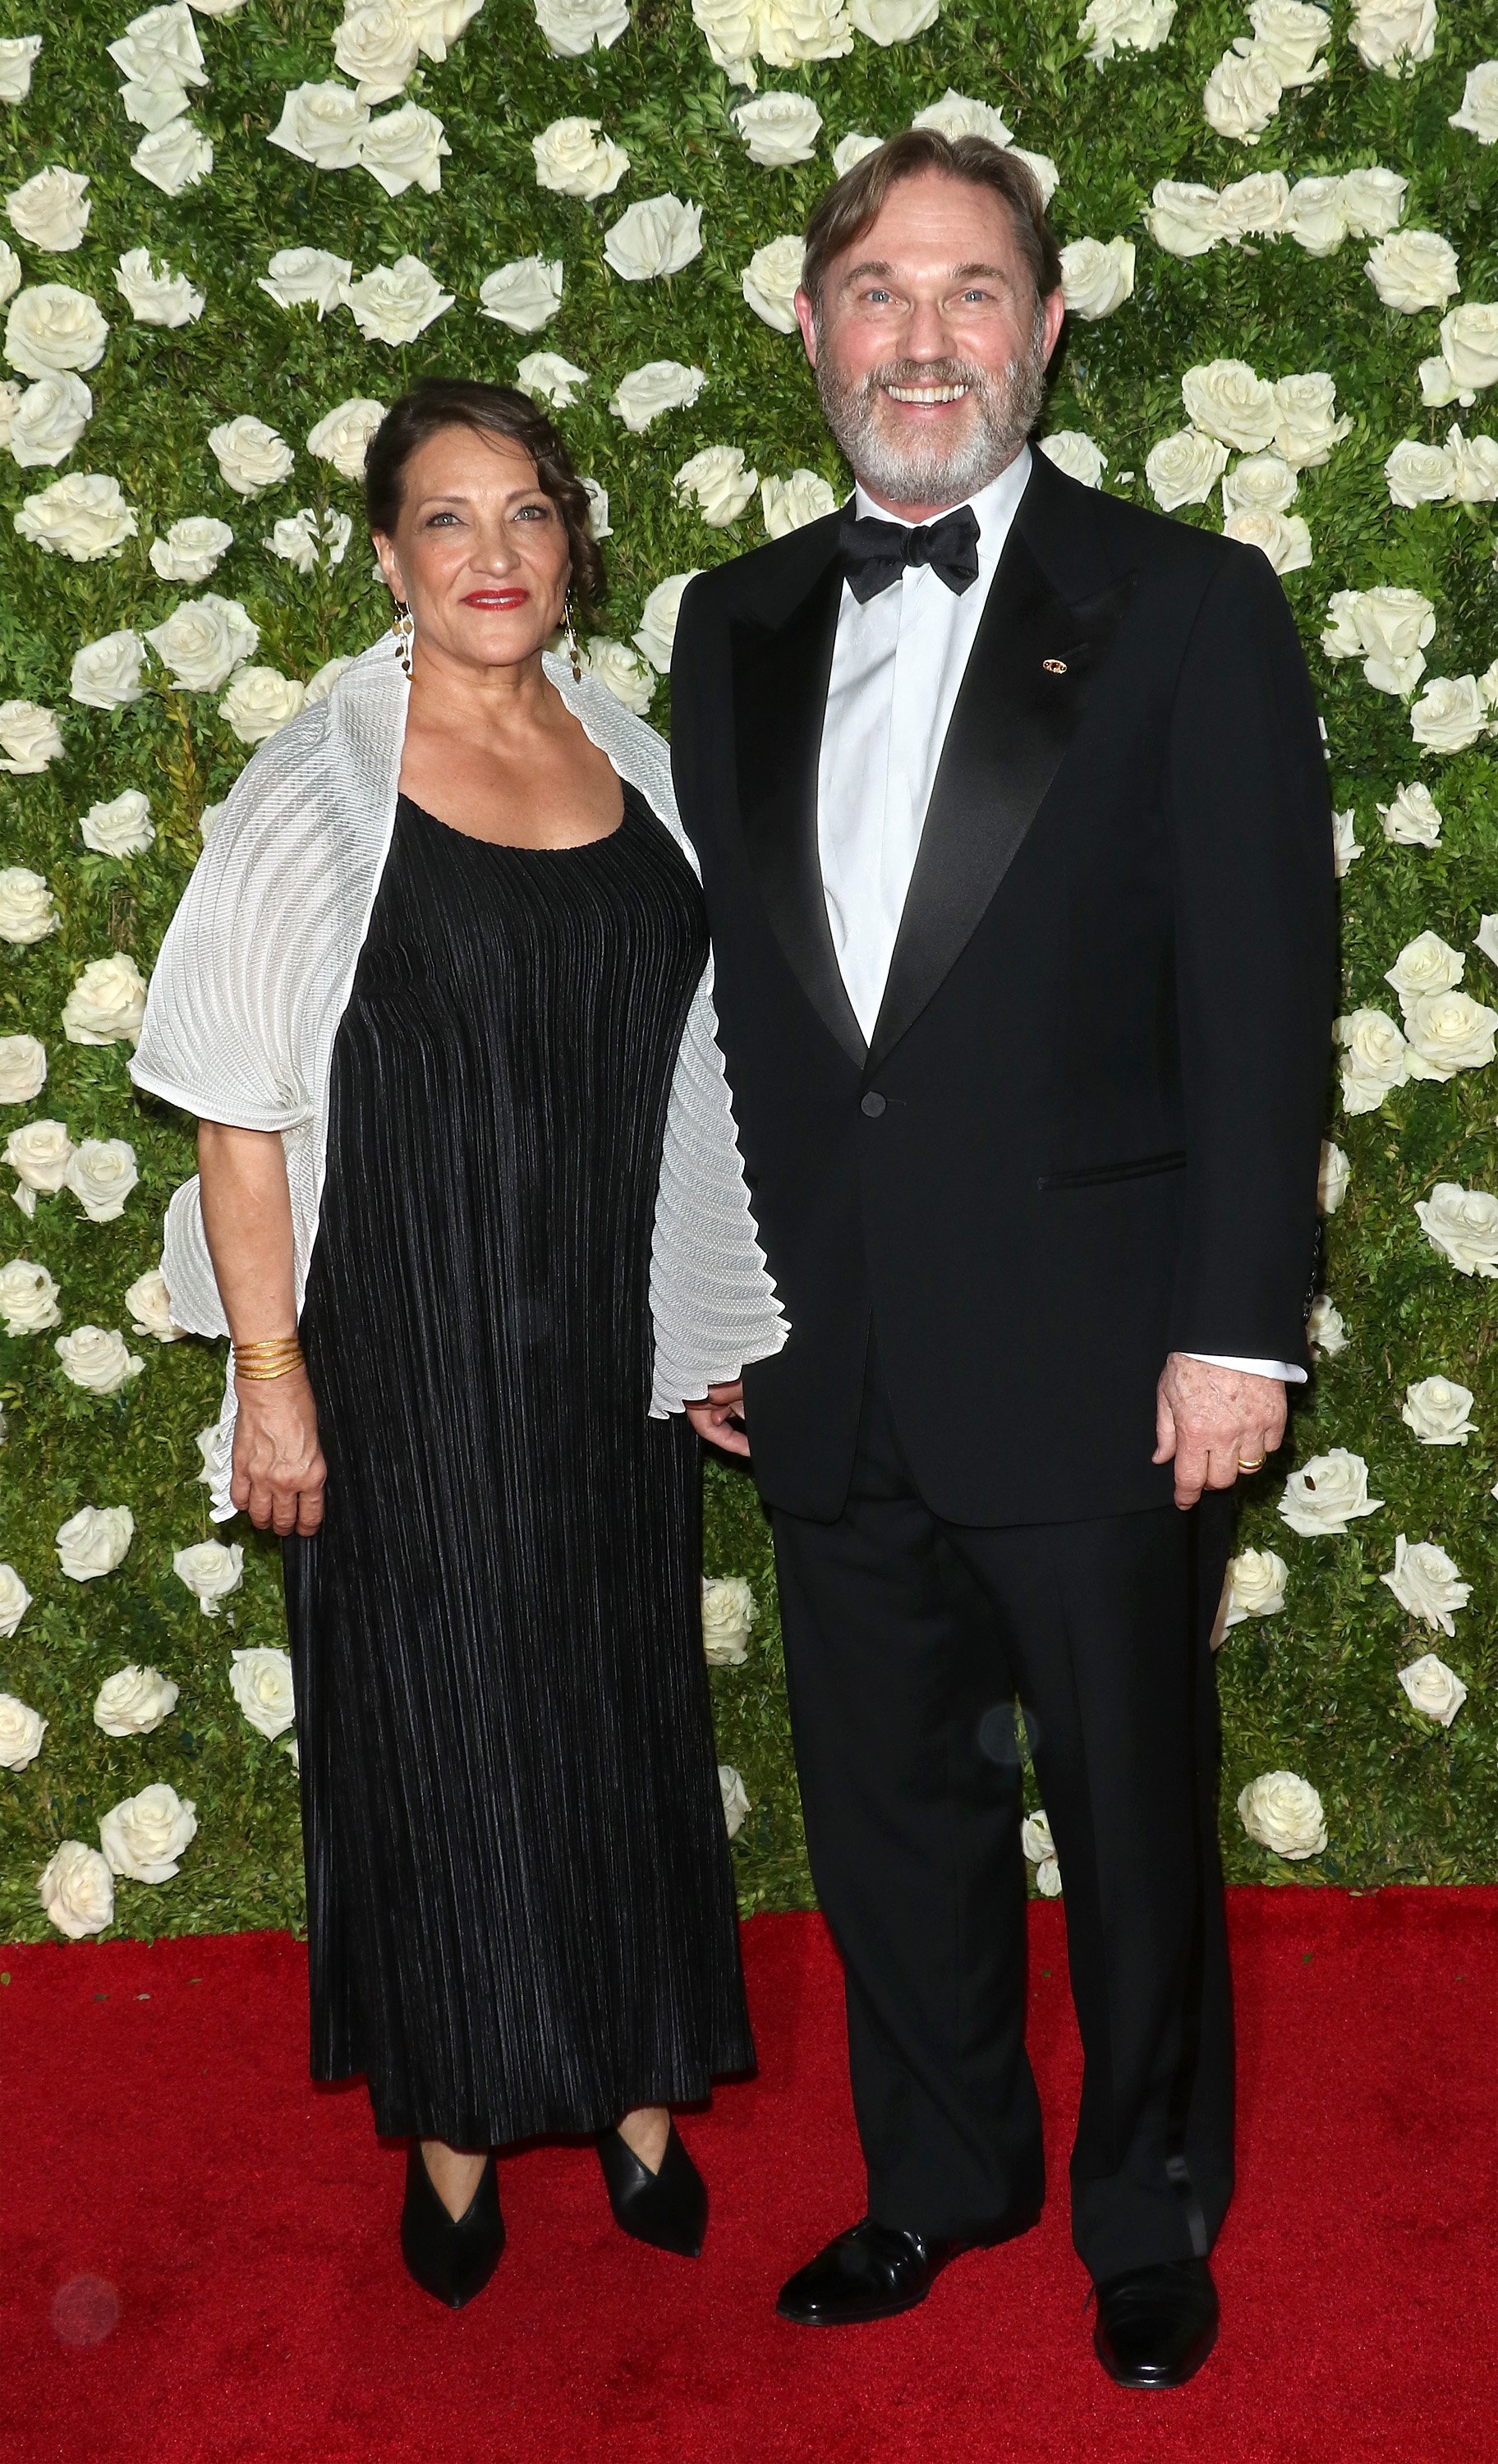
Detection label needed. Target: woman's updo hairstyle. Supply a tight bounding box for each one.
[364,378,605,618]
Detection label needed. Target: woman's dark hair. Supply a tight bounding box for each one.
[364,378,604,617]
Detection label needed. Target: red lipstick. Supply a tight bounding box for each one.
[462,588,528,609]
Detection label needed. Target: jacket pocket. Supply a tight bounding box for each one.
[1038,1149,1186,1193]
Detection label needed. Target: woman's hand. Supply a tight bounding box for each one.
[231,1369,327,1535]
[686,1380,750,1460]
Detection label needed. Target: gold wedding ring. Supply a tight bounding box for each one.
[1237,1454,1267,1475]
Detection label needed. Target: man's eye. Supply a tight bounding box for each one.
[863,287,892,305]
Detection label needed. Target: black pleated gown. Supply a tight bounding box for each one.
[283,783,753,2147]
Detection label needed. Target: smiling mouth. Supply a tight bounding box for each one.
[464,590,526,606]
[883,382,971,404]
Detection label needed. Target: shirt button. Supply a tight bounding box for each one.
[861,1092,886,1118]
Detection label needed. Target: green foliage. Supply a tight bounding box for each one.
[1,0,1496,1942]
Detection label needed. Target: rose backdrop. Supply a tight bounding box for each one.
[1,0,1496,1941]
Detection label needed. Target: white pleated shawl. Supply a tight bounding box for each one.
[131,637,788,1519]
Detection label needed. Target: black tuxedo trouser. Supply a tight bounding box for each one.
[769,1337,1236,2282]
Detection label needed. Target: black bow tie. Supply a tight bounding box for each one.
[840,503,981,604]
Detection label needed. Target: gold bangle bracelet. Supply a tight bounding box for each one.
[234,1360,305,1381]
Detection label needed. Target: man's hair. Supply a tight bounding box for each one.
[800,130,1063,321]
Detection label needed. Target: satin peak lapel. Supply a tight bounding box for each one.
[867,535,1135,1073]
[730,554,867,1067]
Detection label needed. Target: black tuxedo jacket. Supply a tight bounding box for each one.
[669,450,1336,1525]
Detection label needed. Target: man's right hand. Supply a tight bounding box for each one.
[686,1380,750,1459]
[231,1369,327,1534]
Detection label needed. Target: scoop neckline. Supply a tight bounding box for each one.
[397,787,627,853]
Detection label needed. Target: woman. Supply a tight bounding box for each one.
[131,379,786,2309]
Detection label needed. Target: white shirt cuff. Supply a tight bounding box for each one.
[1185,1352,1307,1386]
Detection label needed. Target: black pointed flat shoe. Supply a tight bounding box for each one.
[1092,2256,1220,2388]
[597,2120,707,2258]
[399,2143,504,2310]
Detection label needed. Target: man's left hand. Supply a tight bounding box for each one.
[1153,1354,1286,1510]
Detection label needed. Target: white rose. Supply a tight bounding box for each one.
[56,1326,145,1395]
[56,1503,136,1579]
[1397,1652,1468,1725]
[1339,165,1408,237]
[1415,1181,1498,1276]
[194,1423,219,1483]
[106,7,207,91]
[609,361,706,431]
[174,1537,244,1615]
[762,468,838,536]
[1059,237,1135,321]
[208,416,294,499]
[0,1257,59,1334]
[5,283,108,380]
[342,256,453,344]
[359,102,450,197]
[832,131,883,175]
[0,1687,44,1768]
[8,372,92,467]
[1475,913,1498,969]
[100,1781,198,1883]
[196,797,223,839]
[1144,428,1229,510]
[1331,586,1435,696]
[1021,1809,1055,1865]
[15,471,137,560]
[1271,373,1351,468]
[6,167,90,254]
[1203,44,1281,145]
[911,90,1013,146]
[79,790,154,862]
[1366,229,1460,314]
[268,80,370,171]
[742,233,804,332]
[117,70,199,133]
[693,0,769,84]
[1279,1446,1382,1536]
[733,93,822,166]
[1450,62,1498,145]
[1217,171,1291,241]
[1377,781,1442,846]
[264,508,345,574]
[1409,675,1488,756]
[701,1574,756,1666]
[0,1034,46,1103]
[1040,431,1107,488]
[405,0,485,60]
[256,249,352,319]
[531,117,629,200]
[62,953,149,1046]
[1078,0,1177,68]
[1446,425,1498,503]
[64,1138,139,1223]
[1222,453,1298,517]
[0,867,57,945]
[515,352,589,409]
[333,0,418,102]
[146,592,259,692]
[1248,0,1330,85]
[0,37,41,103]
[94,1663,179,1736]
[1283,173,1349,256]
[478,257,563,333]
[674,444,759,526]
[1223,508,1312,576]
[1145,182,1226,258]
[39,1840,113,1937]
[759,0,854,66]
[0,1563,31,1638]
[580,478,611,540]
[1437,304,1498,401]
[219,667,307,746]
[1385,929,1463,1009]
[1384,438,1454,506]
[581,637,655,714]
[1004,148,1059,210]
[71,629,146,709]
[1381,1533,1469,1636]
[305,654,355,706]
[534,0,630,52]
[1306,1293,1347,1354]
[307,398,386,480]
[719,1762,751,1838]
[0,700,62,772]
[1349,0,1436,76]
[1222,1546,1289,1628]
[115,250,204,329]
[7,1118,72,1208]
[604,195,704,283]
[125,1267,182,1342]
[849,0,938,38]
[633,571,701,671]
[0,376,15,444]
[229,1643,296,1738]
[1403,988,1498,1079]
[1419,354,1463,410]
[131,119,214,197]
[149,514,233,582]
[1402,1374,1476,1445]
[1335,1007,1409,1112]
[1237,1771,1326,1859]
[1181,359,1277,453]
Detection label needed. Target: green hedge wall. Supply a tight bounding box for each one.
[2,0,1496,1944]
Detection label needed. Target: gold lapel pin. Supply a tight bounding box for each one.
[1042,657,1068,675]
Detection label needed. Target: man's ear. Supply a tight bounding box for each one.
[1041,285,1067,365]
[793,286,819,369]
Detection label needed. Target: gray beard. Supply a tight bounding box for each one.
[816,323,1050,509]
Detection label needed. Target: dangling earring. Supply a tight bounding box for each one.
[390,598,414,679]
[562,586,582,683]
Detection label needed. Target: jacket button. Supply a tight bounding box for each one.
[861,1092,886,1118]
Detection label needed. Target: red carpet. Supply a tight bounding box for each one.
[4,1890,1493,2464]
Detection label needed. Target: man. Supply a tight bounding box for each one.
[673,131,1334,2388]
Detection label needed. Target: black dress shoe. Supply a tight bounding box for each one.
[776,2210,1036,2327]
[1092,2256,1220,2388]
[597,2120,707,2258]
[399,2144,504,2310]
